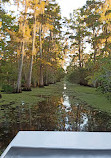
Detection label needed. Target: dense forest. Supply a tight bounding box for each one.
[0,0,65,93]
[1,0,111,154]
[0,0,111,99]
[65,0,111,99]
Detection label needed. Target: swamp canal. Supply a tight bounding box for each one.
[0,82,111,153]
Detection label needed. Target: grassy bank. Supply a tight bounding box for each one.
[0,81,111,114]
[0,82,63,106]
[66,82,111,114]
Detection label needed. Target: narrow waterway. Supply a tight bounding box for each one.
[0,83,111,153]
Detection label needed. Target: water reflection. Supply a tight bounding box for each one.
[62,94,72,112]
[1,83,111,153]
[80,114,88,131]
[64,83,67,90]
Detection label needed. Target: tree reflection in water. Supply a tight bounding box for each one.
[0,83,111,153]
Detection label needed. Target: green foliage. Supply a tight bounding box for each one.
[2,84,14,93]
[56,68,65,82]
[87,57,111,98]
[67,67,88,86]
[0,0,64,91]
[66,82,111,114]
[66,0,111,101]
[0,60,18,86]
[0,82,63,106]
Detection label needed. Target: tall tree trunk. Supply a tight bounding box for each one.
[105,27,110,56]
[79,41,81,68]
[26,14,36,90]
[39,24,44,87]
[93,27,97,63]
[16,41,24,93]
[94,35,97,63]
[16,0,27,92]
[39,0,44,87]
[94,48,97,62]
[39,63,44,87]
[78,27,81,68]
[45,70,48,85]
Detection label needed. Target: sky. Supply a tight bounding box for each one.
[2,0,89,69]
[55,0,89,69]
[3,0,87,18]
[56,0,87,17]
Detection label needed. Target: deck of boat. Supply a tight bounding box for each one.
[1,131,111,158]
[5,147,111,158]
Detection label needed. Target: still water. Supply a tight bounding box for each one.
[0,83,111,153]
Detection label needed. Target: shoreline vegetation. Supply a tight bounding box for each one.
[66,82,111,114]
[0,81,111,114]
[1,0,111,116]
[1,0,111,155]
[0,82,63,106]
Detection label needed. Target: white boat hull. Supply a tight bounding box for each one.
[4,147,111,158]
[1,131,111,158]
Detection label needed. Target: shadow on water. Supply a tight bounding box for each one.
[1,83,111,153]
